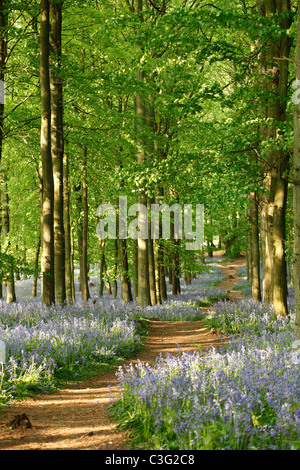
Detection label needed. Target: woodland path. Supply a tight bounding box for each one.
[0,256,245,451]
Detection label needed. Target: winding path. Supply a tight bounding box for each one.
[0,256,245,450]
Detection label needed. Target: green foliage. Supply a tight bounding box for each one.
[0,0,296,297]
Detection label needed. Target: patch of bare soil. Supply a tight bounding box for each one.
[0,256,245,450]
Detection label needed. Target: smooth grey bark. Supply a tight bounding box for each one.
[81,149,90,301]
[50,0,65,305]
[63,146,74,302]
[1,187,16,303]
[250,192,262,302]
[32,238,41,297]
[258,0,291,316]
[293,0,300,335]
[40,0,55,306]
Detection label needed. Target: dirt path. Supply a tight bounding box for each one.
[0,257,245,450]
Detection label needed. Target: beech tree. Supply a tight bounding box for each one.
[50,0,65,305]
[40,0,55,306]
[293,0,300,334]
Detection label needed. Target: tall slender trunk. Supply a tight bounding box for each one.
[99,239,105,297]
[148,197,157,305]
[137,192,151,306]
[81,149,90,301]
[70,227,75,300]
[260,199,273,302]
[112,239,118,299]
[258,0,292,316]
[32,238,41,297]
[271,0,291,317]
[134,0,151,307]
[0,3,12,303]
[50,0,65,304]
[75,182,83,293]
[40,0,55,306]
[171,214,181,295]
[293,0,300,334]
[257,0,273,304]
[154,239,162,305]
[63,145,74,302]
[0,0,6,164]
[133,239,138,298]
[250,191,262,301]
[172,241,181,295]
[160,257,167,301]
[0,203,2,299]
[1,186,16,303]
[119,238,133,303]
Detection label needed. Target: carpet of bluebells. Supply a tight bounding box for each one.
[112,279,300,450]
[0,260,225,407]
[1,258,299,450]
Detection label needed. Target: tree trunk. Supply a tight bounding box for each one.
[77,206,83,293]
[137,192,151,306]
[63,145,74,302]
[40,0,55,306]
[260,200,273,302]
[50,0,65,305]
[148,197,157,305]
[0,0,6,164]
[293,0,300,334]
[132,239,138,298]
[171,216,181,295]
[32,238,41,297]
[0,4,14,304]
[134,0,151,307]
[154,239,162,305]
[119,238,133,303]
[160,255,167,301]
[172,241,181,295]
[250,192,262,301]
[81,149,90,301]
[99,239,105,297]
[258,0,291,315]
[1,186,16,304]
[112,239,118,299]
[272,155,289,316]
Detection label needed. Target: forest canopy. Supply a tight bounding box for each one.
[0,0,300,332]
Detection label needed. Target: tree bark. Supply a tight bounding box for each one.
[0,4,15,304]
[293,0,300,334]
[119,238,133,303]
[171,214,181,295]
[99,239,105,297]
[32,238,41,297]
[40,0,55,306]
[50,0,65,305]
[0,0,7,164]
[1,186,16,303]
[112,239,118,299]
[63,145,74,302]
[258,0,291,316]
[148,197,157,305]
[135,0,151,307]
[250,192,262,301]
[81,149,90,301]
[133,239,138,298]
[160,255,167,301]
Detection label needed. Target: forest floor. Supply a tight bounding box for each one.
[0,254,245,451]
